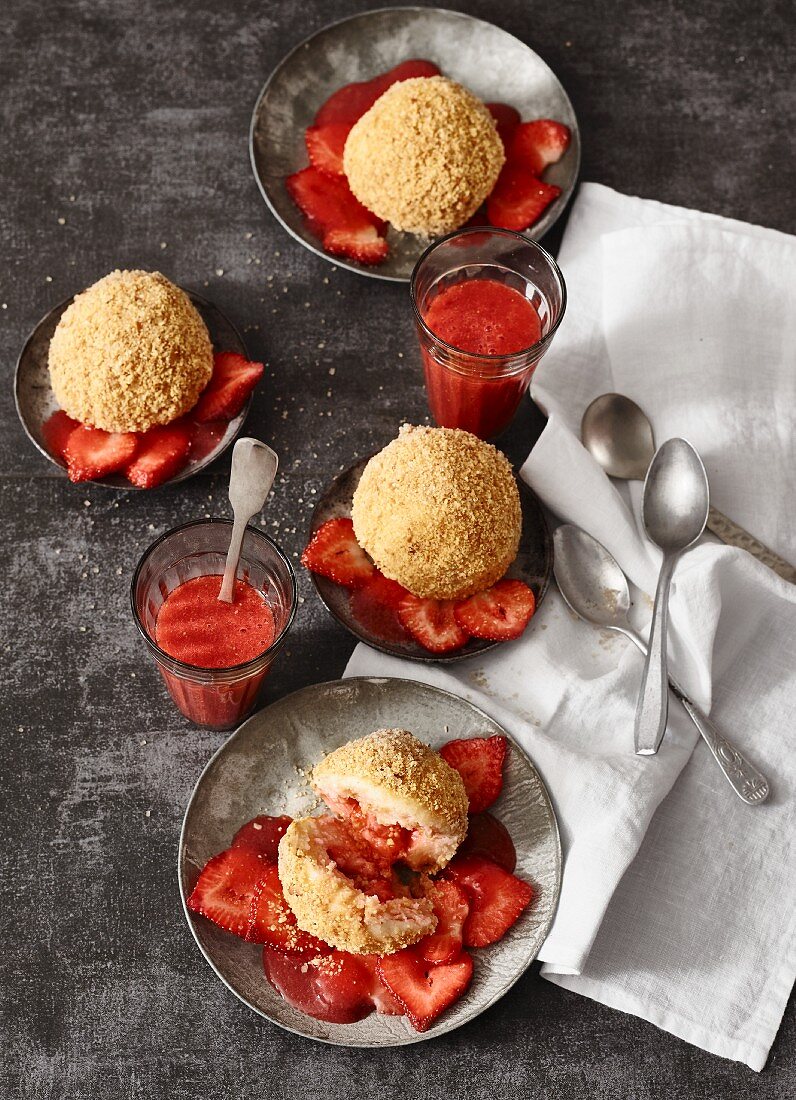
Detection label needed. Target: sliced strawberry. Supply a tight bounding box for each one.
[486,165,561,231]
[305,122,351,177]
[439,735,506,814]
[419,880,470,965]
[301,517,376,588]
[485,102,521,150]
[361,955,405,1015]
[459,811,516,873]
[286,166,383,235]
[374,59,442,93]
[231,814,293,861]
[314,60,441,126]
[246,863,331,956]
[508,119,571,175]
[263,947,375,1024]
[186,846,269,939]
[125,422,191,488]
[455,579,536,642]
[42,410,81,461]
[376,946,473,1032]
[445,855,533,948]
[349,572,412,644]
[192,351,264,423]
[396,593,470,654]
[323,225,389,265]
[63,425,138,483]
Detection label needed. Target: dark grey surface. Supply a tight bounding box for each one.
[1,1,793,1097]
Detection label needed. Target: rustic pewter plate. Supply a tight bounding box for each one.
[14,289,252,489]
[249,6,581,281]
[307,455,553,663]
[179,676,562,1046]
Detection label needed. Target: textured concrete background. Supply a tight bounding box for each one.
[1,1,794,1097]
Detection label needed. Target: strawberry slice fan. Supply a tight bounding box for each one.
[284,61,571,265]
[186,731,536,1033]
[42,349,264,487]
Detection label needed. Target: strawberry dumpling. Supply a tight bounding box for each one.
[310,729,469,875]
[277,814,437,956]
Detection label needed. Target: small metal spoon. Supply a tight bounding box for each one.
[553,524,770,803]
[218,437,279,603]
[581,393,796,583]
[635,438,709,754]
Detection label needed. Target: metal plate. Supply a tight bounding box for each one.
[179,676,562,1046]
[14,288,252,489]
[250,6,581,282]
[308,454,553,662]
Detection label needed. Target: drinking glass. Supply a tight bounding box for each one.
[131,519,296,730]
[411,227,567,439]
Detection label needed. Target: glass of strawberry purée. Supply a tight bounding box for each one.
[131,520,297,730]
[410,227,566,440]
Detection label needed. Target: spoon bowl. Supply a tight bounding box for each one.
[581,393,654,480]
[643,438,710,551]
[553,525,632,631]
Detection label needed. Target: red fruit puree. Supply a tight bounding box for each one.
[153,575,276,729]
[421,278,543,439]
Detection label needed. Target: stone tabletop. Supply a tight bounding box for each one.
[2,1,793,1097]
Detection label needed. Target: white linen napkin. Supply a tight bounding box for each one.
[345,184,796,1070]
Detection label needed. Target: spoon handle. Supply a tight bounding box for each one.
[622,630,770,804]
[707,506,796,584]
[218,513,246,603]
[634,553,676,755]
[674,692,771,804]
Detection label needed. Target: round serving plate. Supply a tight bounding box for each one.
[14,288,252,489]
[179,676,561,1046]
[307,454,553,663]
[250,6,581,282]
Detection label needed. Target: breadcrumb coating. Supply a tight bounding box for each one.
[351,425,521,600]
[343,77,504,236]
[312,729,468,873]
[48,269,213,432]
[278,815,436,955]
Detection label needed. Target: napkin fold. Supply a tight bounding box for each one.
[345,184,796,1070]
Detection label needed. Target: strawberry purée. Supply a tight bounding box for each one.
[420,278,542,439]
[153,575,276,728]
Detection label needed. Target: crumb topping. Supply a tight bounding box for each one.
[351,425,522,600]
[48,269,213,432]
[312,729,468,841]
[343,77,505,236]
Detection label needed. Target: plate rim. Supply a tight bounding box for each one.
[13,286,253,489]
[307,452,554,663]
[248,4,581,283]
[177,674,563,1046]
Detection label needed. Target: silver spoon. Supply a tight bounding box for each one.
[581,393,796,583]
[218,437,279,603]
[635,438,709,754]
[553,524,770,803]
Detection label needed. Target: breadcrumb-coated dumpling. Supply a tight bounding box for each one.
[311,728,469,874]
[351,425,521,600]
[343,77,504,236]
[48,269,213,432]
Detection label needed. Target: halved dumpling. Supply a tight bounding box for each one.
[278,814,436,956]
[311,729,469,874]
